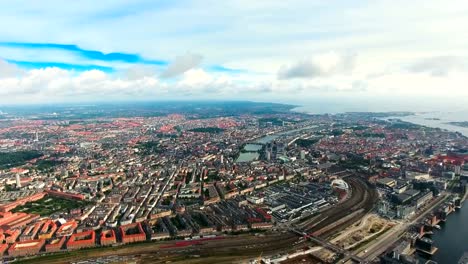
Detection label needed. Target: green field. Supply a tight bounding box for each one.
[12,196,92,216]
[0,150,42,169]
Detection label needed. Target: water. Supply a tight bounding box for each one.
[396,111,468,261]
[382,111,468,262]
[236,144,262,162]
[236,152,259,162]
[243,144,263,151]
[294,105,468,261]
[396,111,468,137]
[255,135,279,144]
[236,125,318,162]
[296,104,468,137]
[425,202,468,263]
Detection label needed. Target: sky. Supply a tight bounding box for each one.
[1,0,468,111]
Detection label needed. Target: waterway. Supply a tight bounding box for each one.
[421,202,468,263]
[235,125,318,162]
[388,111,468,262]
[236,152,259,162]
[243,144,263,152]
[295,106,468,260]
[396,111,468,137]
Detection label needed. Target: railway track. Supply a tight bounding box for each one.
[20,177,378,264]
[299,176,378,238]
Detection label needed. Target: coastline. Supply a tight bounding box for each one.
[292,106,468,137]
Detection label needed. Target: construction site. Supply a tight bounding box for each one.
[330,214,396,250]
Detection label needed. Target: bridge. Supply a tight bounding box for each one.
[290,228,368,263]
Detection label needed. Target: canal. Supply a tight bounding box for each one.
[425,201,468,263]
[236,125,319,163]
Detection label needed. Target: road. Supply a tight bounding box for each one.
[17,176,378,264]
[357,194,449,261]
[289,228,366,263]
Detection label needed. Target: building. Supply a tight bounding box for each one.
[300,150,306,160]
[19,221,43,241]
[150,219,171,240]
[435,179,448,190]
[100,229,117,246]
[396,205,415,219]
[4,229,21,244]
[149,208,172,220]
[38,220,57,239]
[120,222,147,244]
[0,243,8,256]
[443,171,456,180]
[56,221,77,237]
[0,192,46,212]
[66,230,96,250]
[251,222,273,229]
[406,171,430,180]
[16,174,21,188]
[376,177,397,188]
[45,190,85,201]
[414,191,433,209]
[378,200,391,215]
[8,239,45,257]
[247,196,264,204]
[0,212,39,230]
[45,236,66,253]
[393,183,409,194]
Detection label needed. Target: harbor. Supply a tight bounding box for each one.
[416,195,468,263]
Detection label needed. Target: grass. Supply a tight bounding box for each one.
[351,225,392,252]
[11,196,93,216]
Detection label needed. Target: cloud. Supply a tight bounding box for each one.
[1,1,468,105]
[409,56,468,76]
[278,52,356,79]
[160,53,203,78]
[179,69,212,86]
[0,42,167,65]
[124,64,158,80]
[0,65,277,103]
[0,59,24,78]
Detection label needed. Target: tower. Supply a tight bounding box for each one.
[34,131,39,142]
[16,174,21,188]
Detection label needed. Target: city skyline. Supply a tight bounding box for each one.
[1,0,468,106]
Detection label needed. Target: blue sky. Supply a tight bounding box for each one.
[0,0,468,109]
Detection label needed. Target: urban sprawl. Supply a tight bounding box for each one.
[0,105,467,264]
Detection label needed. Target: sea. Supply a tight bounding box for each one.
[294,105,468,137]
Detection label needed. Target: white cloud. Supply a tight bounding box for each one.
[124,64,158,80]
[278,52,356,79]
[409,56,468,76]
[160,53,203,78]
[1,1,468,106]
[179,69,213,86]
[0,59,24,78]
